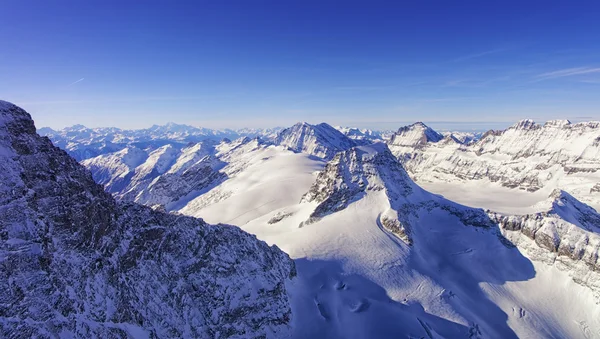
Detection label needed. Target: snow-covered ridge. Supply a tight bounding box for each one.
[387,118,600,208]
[0,100,295,338]
[81,138,269,210]
[39,123,282,160]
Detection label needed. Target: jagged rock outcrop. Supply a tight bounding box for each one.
[0,101,295,338]
[301,143,413,218]
[275,122,356,160]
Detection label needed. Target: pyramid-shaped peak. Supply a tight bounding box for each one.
[301,143,415,221]
[510,119,539,130]
[275,121,355,160]
[388,122,443,147]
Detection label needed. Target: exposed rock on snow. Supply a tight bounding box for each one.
[300,143,500,245]
[387,119,600,207]
[0,101,295,338]
[301,143,413,224]
[388,122,444,148]
[489,189,600,296]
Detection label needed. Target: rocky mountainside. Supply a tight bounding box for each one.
[387,119,600,207]
[0,101,295,338]
[275,122,356,160]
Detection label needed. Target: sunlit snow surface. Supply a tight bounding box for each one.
[175,143,600,338]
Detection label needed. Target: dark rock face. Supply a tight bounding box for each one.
[488,190,600,269]
[0,101,295,338]
[301,144,413,221]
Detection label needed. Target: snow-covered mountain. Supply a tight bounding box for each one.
[441,131,483,144]
[82,137,296,212]
[275,122,357,160]
[78,122,360,213]
[182,141,600,338]
[0,101,295,338]
[387,119,600,209]
[38,123,282,161]
[334,126,392,143]
[25,104,600,337]
[389,122,444,147]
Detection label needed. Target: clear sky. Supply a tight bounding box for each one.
[2,0,600,131]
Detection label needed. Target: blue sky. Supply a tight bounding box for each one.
[2,0,600,131]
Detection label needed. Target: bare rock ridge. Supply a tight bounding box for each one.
[0,101,295,338]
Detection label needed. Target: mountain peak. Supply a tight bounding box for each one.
[532,189,600,232]
[275,121,356,159]
[510,119,538,130]
[0,100,38,139]
[301,143,414,221]
[388,121,443,148]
